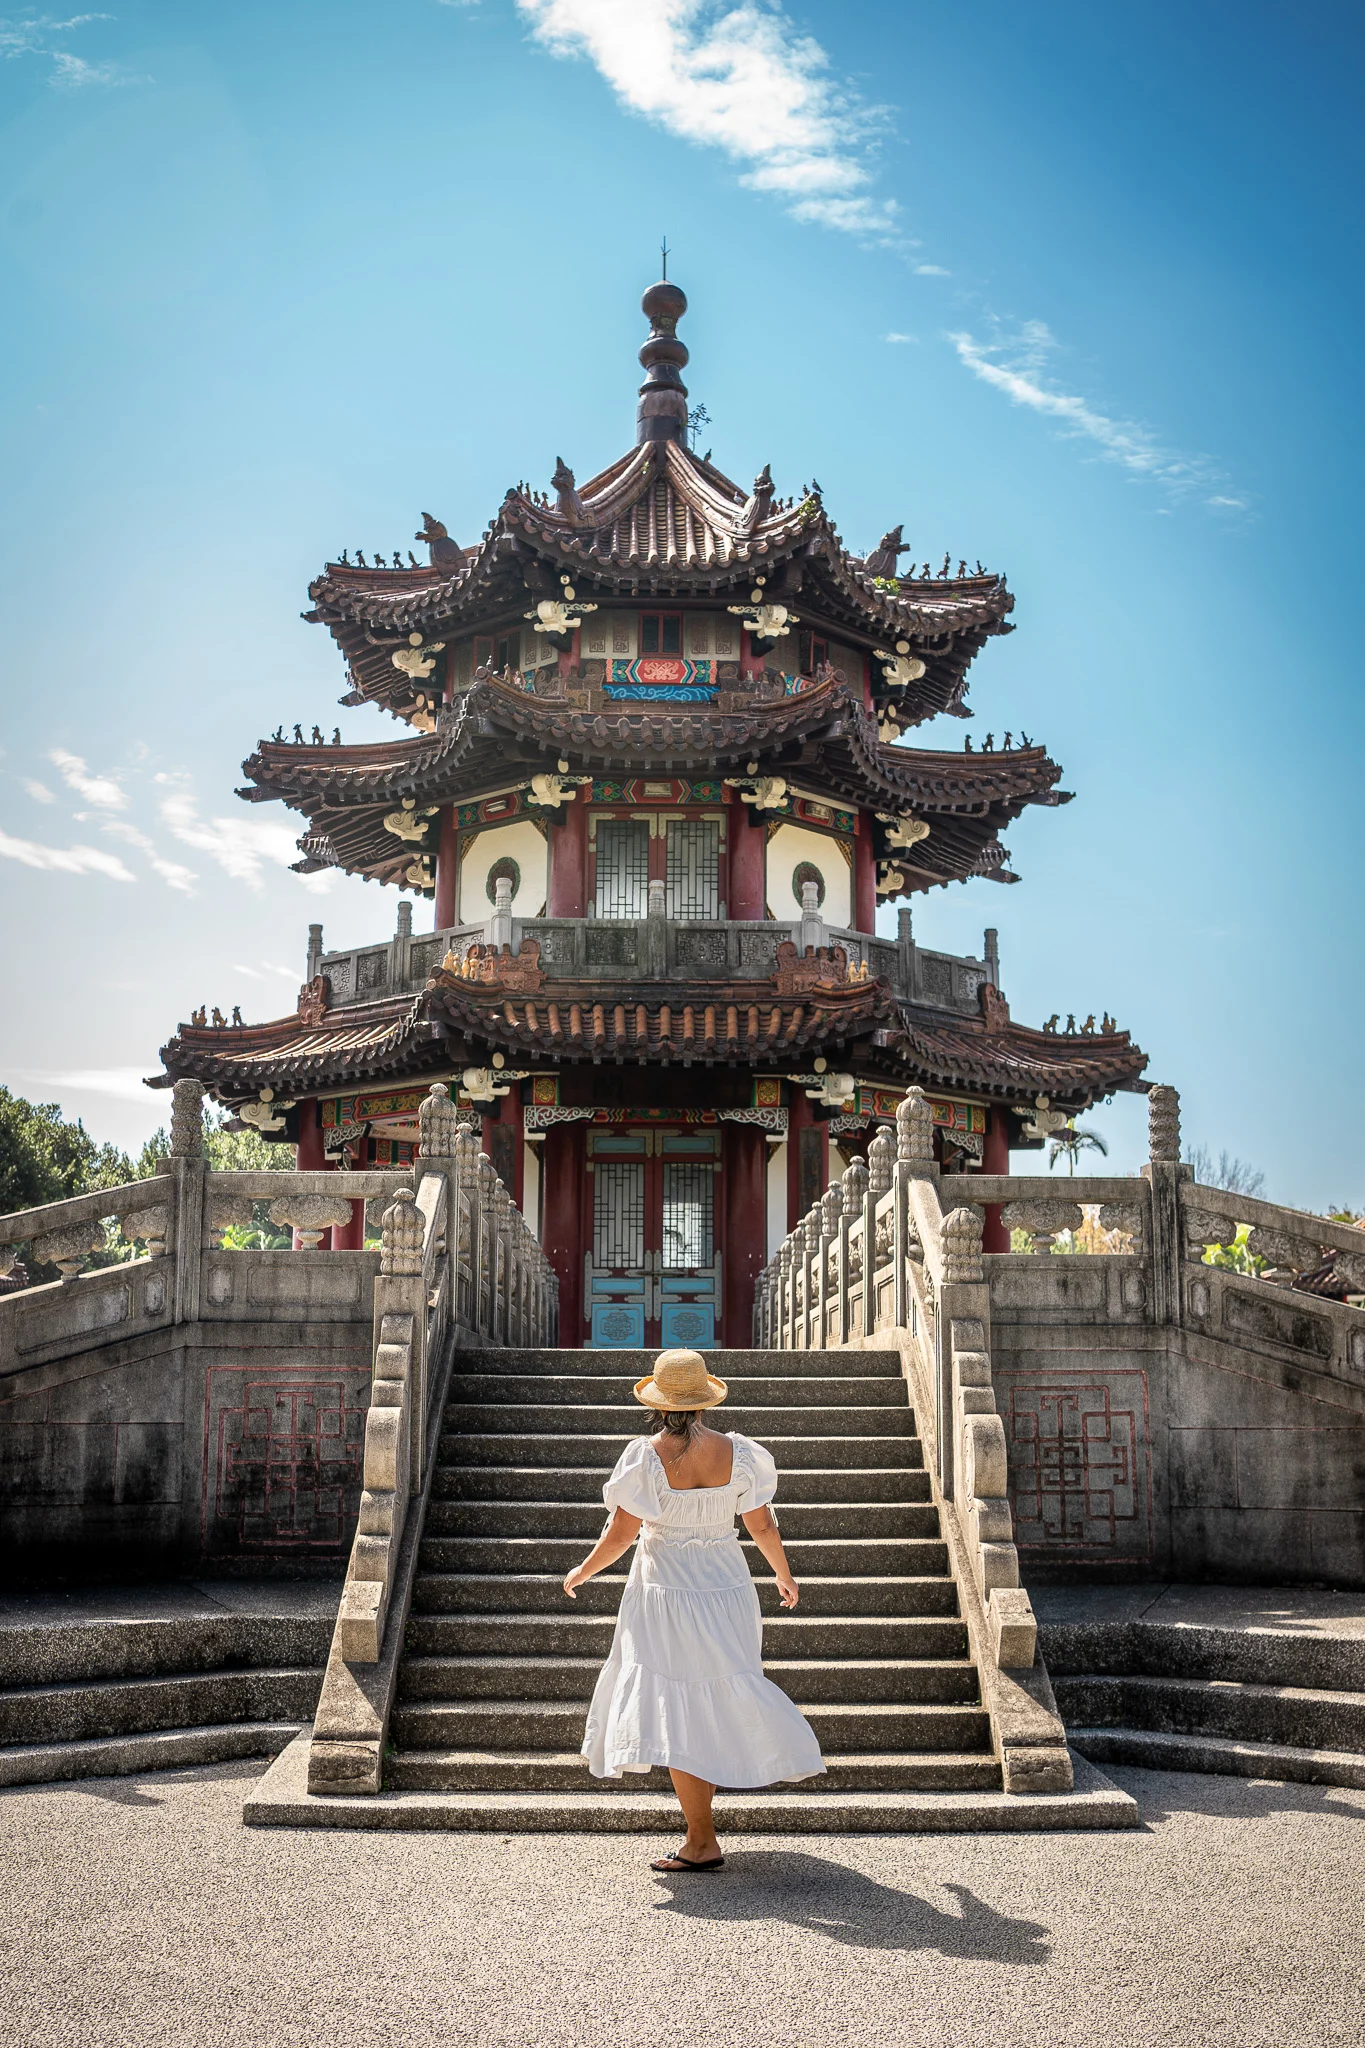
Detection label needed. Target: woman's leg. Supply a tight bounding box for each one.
[659,1769,722,1864]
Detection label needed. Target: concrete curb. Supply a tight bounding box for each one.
[242,1732,1140,1833]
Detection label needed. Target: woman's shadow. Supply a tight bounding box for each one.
[652,1852,1050,1963]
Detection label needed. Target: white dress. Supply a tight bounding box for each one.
[581,1432,826,1787]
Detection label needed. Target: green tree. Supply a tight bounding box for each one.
[0,1088,133,1213]
[1047,1121,1109,1176]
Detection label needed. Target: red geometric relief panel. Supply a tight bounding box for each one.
[1005,1371,1151,1558]
[202,1367,368,1553]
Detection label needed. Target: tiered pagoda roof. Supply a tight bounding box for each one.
[155,948,1145,1113]
[240,676,1069,895]
[307,433,1013,732]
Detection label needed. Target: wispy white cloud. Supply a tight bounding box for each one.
[23,778,55,803]
[156,779,334,894]
[233,961,304,982]
[948,320,1231,501]
[12,1065,153,1103]
[490,3,1235,509]
[102,818,197,894]
[885,332,918,345]
[49,747,126,810]
[514,0,899,240]
[0,825,135,881]
[0,11,135,89]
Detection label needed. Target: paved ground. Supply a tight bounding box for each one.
[1,1764,1362,2047]
[0,1577,342,1630]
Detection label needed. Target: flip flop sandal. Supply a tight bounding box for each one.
[650,1849,725,1873]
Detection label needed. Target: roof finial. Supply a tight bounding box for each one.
[636,274,689,447]
[661,235,669,281]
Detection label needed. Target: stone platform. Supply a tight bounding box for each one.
[245,1729,1138,1832]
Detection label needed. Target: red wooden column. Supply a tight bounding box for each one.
[433,807,458,931]
[548,801,588,918]
[542,1121,586,1348]
[293,1099,324,1251]
[786,1087,829,1230]
[853,811,876,935]
[728,790,766,921]
[723,1122,767,1345]
[481,1083,524,1209]
[982,1106,1010,1253]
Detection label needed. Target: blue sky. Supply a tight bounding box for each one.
[0,1,1360,1207]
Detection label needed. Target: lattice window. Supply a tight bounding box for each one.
[594,819,651,919]
[594,1161,645,1269]
[662,1161,713,1271]
[666,818,720,919]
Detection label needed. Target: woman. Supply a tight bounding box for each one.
[564,1347,825,1872]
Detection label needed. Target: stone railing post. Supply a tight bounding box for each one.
[866,1124,894,1335]
[894,1086,936,1331]
[818,1185,842,1348]
[801,1203,821,1351]
[168,1077,205,1325]
[776,1236,793,1349]
[1143,1083,1184,1328]
[419,1083,459,1324]
[840,1158,868,1343]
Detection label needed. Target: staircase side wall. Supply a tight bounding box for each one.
[988,1268,1365,1589]
[0,1320,372,1583]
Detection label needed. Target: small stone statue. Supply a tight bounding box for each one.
[1082,1013,1096,1034]
[964,735,973,752]
[293,724,303,743]
[1042,1014,1059,1033]
[355,550,366,567]
[231,1005,243,1027]
[1020,732,1032,748]
[331,727,341,745]
[1002,732,1013,749]
[191,1006,207,1027]
[311,725,324,745]
[1065,1013,1076,1034]
[1102,1011,1116,1033]
[982,733,994,751]
[211,1006,226,1028]
[957,560,967,577]
[272,726,284,743]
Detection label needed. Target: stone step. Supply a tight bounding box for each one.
[434,1433,923,1471]
[432,1463,933,1505]
[445,1374,909,1410]
[1054,1673,1365,1752]
[396,1655,981,1707]
[390,1698,993,1755]
[0,1667,322,1748]
[248,1735,1140,1832]
[421,1500,942,1542]
[404,1613,971,1661]
[1069,1725,1365,1791]
[449,1349,892,1377]
[0,1613,334,1692]
[384,1749,1002,1794]
[444,1404,915,1438]
[409,1573,961,1619]
[0,1720,302,1789]
[415,1536,950,1578]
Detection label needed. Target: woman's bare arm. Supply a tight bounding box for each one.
[563,1506,643,1598]
[740,1505,799,1609]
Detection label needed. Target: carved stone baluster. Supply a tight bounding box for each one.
[941,1206,985,1285]
[1147,1084,1180,1166]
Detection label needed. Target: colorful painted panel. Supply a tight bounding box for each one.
[661,1300,715,1348]
[793,796,857,835]
[322,1088,427,1127]
[753,1077,783,1108]
[589,779,724,805]
[609,657,713,691]
[455,791,524,830]
[592,1302,647,1347]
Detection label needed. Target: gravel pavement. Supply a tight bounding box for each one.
[2,1764,1362,2047]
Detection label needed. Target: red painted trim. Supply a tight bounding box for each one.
[982,1106,1010,1253]
[723,1121,767,1344]
[548,797,588,917]
[542,1121,586,1348]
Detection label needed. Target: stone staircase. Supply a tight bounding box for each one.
[383,1345,995,1820]
[0,1588,334,1788]
[1040,1589,1365,1790]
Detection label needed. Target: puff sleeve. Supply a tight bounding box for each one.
[733,1433,779,1511]
[602,1436,666,1521]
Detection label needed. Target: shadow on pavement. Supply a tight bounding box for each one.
[652,1852,1051,1962]
[1114,1765,1365,1827]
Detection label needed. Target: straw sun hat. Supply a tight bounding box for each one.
[633,1348,729,1412]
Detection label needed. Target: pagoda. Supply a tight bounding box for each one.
[156,278,1146,1348]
